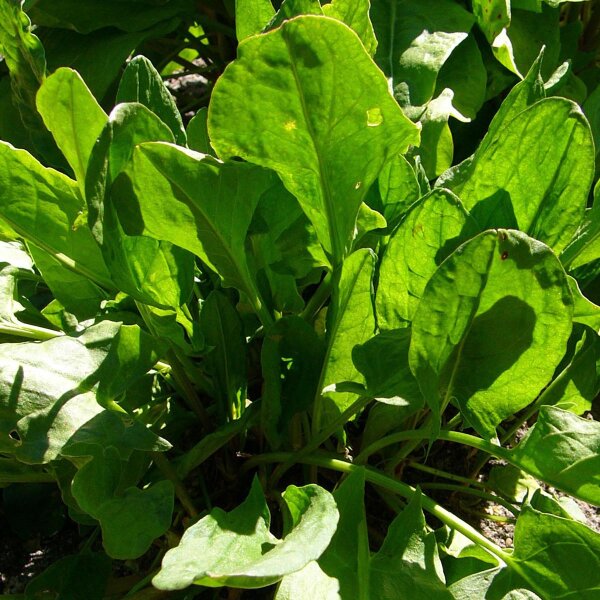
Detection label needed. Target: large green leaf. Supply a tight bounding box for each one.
[377,188,477,329]
[116,55,186,145]
[0,142,113,290]
[409,230,573,439]
[153,477,338,590]
[36,67,108,192]
[318,249,377,428]
[446,99,594,253]
[208,15,418,264]
[113,142,274,322]
[509,406,600,506]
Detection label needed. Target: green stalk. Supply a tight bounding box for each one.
[152,452,199,518]
[300,272,333,323]
[418,483,519,516]
[0,322,63,341]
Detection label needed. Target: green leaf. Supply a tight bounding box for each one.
[322,0,377,57]
[353,328,424,408]
[371,0,474,107]
[236,0,275,41]
[87,103,194,309]
[509,406,600,506]
[370,492,453,599]
[25,552,112,600]
[0,142,114,291]
[97,480,174,559]
[536,324,599,414]
[209,15,419,264]
[472,0,519,76]
[117,55,186,145]
[261,316,325,448]
[568,275,600,331]
[561,201,600,271]
[153,477,339,590]
[410,230,573,439]
[435,35,487,120]
[36,67,108,191]
[377,154,421,231]
[0,321,165,462]
[319,469,370,599]
[27,0,195,34]
[275,561,340,599]
[509,503,600,598]
[113,142,274,322]
[318,249,377,429]
[0,0,48,149]
[186,107,212,154]
[447,98,594,253]
[200,291,247,421]
[377,188,477,328]
[27,243,107,320]
[41,22,177,102]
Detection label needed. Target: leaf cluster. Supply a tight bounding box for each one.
[0,0,600,598]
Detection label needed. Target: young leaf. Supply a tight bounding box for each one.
[153,477,339,590]
[36,67,108,192]
[116,55,186,145]
[410,230,573,439]
[209,15,419,264]
[377,188,478,328]
[509,405,600,506]
[275,561,340,599]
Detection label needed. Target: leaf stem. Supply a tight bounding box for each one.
[300,271,332,323]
